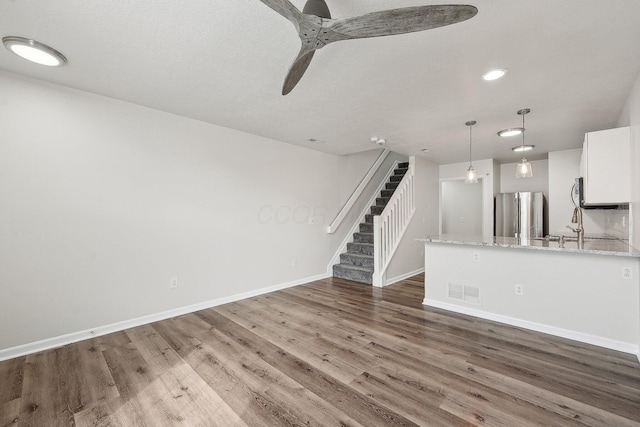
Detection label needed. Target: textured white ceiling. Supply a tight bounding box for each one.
[1,0,639,164]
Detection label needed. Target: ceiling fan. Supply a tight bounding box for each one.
[258,0,478,95]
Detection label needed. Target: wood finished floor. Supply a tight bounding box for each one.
[1,274,640,426]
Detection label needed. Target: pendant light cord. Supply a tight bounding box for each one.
[516,108,530,162]
[465,120,476,167]
[469,124,473,166]
[521,112,525,160]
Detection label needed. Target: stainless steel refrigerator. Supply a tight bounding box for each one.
[495,192,544,239]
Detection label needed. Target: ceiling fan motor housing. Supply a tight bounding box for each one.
[303,0,331,18]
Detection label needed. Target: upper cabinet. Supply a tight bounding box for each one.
[580,126,630,205]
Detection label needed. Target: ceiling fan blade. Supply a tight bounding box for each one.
[282,46,316,95]
[258,0,303,26]
[328,5,477,40]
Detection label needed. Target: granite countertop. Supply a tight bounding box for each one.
[417,235,640,258]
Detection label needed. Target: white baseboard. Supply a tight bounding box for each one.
[0,272,330,362]
[385,268,425,287]
[423,298,640,357]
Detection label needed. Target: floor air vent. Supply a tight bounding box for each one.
[448,283,481,305]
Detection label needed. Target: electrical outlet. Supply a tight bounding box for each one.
[515,284,524,295]
[308,217,315,225]
[292,259,297,267]
[622,267,633,280]
[170,277,178,289]
[473,252,480,262]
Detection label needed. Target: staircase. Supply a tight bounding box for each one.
[332,162,409,285]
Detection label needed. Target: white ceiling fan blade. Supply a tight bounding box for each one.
[282,45,316,95]
[327,5,478,40]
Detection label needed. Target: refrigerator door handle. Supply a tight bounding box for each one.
[514,193,520,238]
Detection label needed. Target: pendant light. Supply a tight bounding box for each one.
[515,108,533,179]
[464,120,478,184]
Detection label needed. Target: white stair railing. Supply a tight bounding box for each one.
[372,157,416,287]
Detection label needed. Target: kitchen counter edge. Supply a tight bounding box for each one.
[416,235,640,258]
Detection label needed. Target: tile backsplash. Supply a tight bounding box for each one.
[605,207,629,240]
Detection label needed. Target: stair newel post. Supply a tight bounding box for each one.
[373,215,382,287]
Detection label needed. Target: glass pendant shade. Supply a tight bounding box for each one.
[465,166,478,184]
[516,159,533,178]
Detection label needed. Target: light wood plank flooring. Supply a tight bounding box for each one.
[1,273,639,426]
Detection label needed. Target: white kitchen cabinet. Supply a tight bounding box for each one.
[580,126,630,205]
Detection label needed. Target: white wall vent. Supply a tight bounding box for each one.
[448,283,481,306]
[448,283,464,300]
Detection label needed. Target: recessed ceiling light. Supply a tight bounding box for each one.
[482,68,507,81]
[497,127,524,137]
[512,145,535,152]
[2,36,67,66]
[420,148,431,153]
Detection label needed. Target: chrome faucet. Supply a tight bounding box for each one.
[567,183,585,249]
[567,207,585,248]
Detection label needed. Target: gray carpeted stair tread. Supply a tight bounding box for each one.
[370,205,384,215]
[360,223,373,233]
[353,232,374,243]
[376,197,390,206]
[347,242,374,256]
[394,168,408,175]
[340,252,374,268]
[332,264,373,285]
[334,264,372,273]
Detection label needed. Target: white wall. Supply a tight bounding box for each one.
[441,180,483,235]
[618,70,640,250]
[617,68,640,360]
[547,149,607,235]
[0,71,393,352]
[385,157,439,283]
[336,148,385,202]
[440,159,497,238]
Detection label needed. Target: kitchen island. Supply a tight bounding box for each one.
[418,235,640,358]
